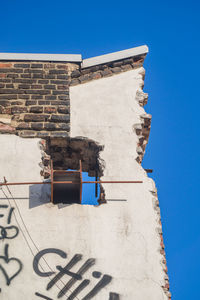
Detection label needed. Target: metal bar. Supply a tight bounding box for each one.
[79,160,82,204]
[95,171,98,198]
[0,182,51,186]
[95,159,98,198]
[95,179,98,198]
[51,159,53,203]
[0,180,142,186]
[82,181,143,183]
[0,181,73,186]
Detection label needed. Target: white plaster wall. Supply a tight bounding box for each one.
[70,69,167,300]
[0,68,167,300]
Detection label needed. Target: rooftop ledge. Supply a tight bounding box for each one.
[82,45,148,68]
[0,45,148,66]
[0,53,82,62]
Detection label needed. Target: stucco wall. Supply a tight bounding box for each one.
[0,67,168,299]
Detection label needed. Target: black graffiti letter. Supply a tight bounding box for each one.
[35,292,53,300]
[57,258,95,298]
[33,248,67,277]
[0,225,19,240]
[82,275,112,300]
[46,254,82,292]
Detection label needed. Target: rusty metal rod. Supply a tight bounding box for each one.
[82,181,143,183]
[0,182,50,186]
[0,181,72,186]
[144,169,153,173]
[0,180,143,186]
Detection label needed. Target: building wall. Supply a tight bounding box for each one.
[0,49,170,299]
[0,61,75,138]
[70,68,169,299]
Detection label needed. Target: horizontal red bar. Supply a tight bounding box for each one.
[0,180,142,186]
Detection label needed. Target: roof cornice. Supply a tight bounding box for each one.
[0,53,82,62]
[82,45,148,68]
[0,45,148,65]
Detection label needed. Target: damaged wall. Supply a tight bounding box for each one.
[70,67,170,299]
[0,46,170,300]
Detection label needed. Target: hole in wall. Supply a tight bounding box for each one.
[81,171,100,205]
[41,137,106,205]
[53,169,101,205]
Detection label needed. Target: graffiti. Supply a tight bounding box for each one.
[0,225,19,240]
[33,248,67,277]
[7,207,14,225]
[0,205,8,209]
[82,274,112,300]
[35,292,53,300]
[0,204,22,292]
[92,271,101,278]
[33,248,120,299]
[47,254,82,291]
[0,205,18,240]
[0,244,23,286]
[109,292,120,300]
[56,258,95,298]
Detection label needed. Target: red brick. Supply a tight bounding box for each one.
[165,283,170,289]
[0,63,12,68]
[57,85,68,90]
[0,107,11,114]
[0,123,15,133]
[56,64,68,69]
[160,241,165,249]
[91,73,101,80]
[16,123,30,130]
[44,106,56,114]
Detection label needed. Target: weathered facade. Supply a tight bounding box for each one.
[0,46,170,299]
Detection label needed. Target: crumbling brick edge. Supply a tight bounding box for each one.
[132,71,171,299]
[151,185,171,299]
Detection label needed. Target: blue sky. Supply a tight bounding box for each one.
[1,0,200,298]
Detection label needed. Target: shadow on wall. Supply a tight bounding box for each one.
[29,181,51,209]
[29,172,100,209]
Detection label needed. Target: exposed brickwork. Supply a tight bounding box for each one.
[134,113,152,164]
[70,54,146,86]
[0,61,78,138]
[39,137,104,177]
[0,122,16,133]
[133,75,171,298]
[151,187,171,300]
[0,55,147,138]
[38,137,105,205]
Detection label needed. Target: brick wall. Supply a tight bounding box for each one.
[0,54,147,138]
[0,62,78,138]
[70,54,145,86]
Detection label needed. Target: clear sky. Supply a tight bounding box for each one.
[0,0,199,298]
